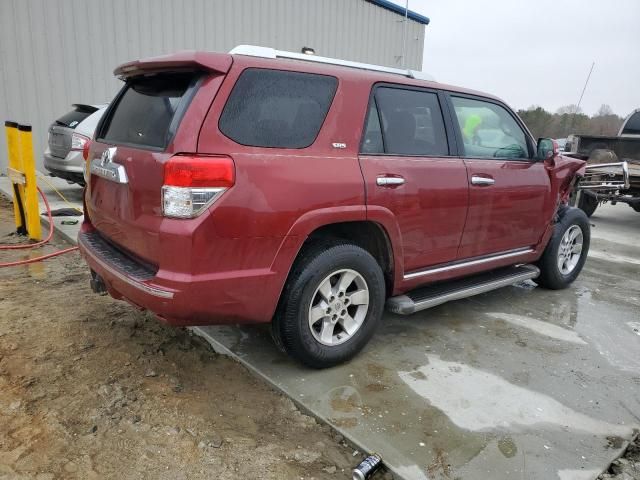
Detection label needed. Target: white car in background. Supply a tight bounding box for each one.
[555,138,568,151]
[44,104,107,185]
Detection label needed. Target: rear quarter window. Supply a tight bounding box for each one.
[98,72,199,149]
[219,68,338,149]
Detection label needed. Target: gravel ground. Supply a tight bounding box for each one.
[0,197,384,480]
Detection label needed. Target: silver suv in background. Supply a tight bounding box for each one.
[44,104,107,185]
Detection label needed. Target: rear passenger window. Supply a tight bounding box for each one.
[361,102,384,154]
[451,96,530,159]
[219,69,338,149]
[372,87,449,156]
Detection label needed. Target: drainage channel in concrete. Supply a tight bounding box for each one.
[2,176,638,480]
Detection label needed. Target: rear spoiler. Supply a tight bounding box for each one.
[114,51,233,79]
[71,103,101,113]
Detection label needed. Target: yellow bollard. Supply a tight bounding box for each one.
[17,124,41,241]
[4,121,27,234]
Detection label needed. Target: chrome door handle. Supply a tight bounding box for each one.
[471,176,495,186]
[376,176,405,186]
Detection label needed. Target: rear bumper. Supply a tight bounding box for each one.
[78,228,279,326]
[44,149,84,172]
[44,150,85,184]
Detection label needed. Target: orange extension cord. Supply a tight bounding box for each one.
[0,186,79,268]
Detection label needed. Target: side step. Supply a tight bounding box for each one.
[386,264,540,315]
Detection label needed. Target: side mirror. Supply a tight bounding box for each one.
[536,138,558,161]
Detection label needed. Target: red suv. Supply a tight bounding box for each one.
[79,46,589,368]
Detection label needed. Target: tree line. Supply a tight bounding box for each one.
[517,104,625,140]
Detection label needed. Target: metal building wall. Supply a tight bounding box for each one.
[0,0,425,171]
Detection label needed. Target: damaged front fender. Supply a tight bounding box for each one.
[545,154,587,204]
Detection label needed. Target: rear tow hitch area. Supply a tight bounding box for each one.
[90,270,107,295]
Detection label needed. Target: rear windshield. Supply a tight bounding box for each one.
[55,106,96,129]
[621,111,640,136]
[219,68,338,149]
[98,72,198,149]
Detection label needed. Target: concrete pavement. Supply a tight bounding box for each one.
[197,204,640,480]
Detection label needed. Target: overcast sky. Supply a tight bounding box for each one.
[391,0,640,117]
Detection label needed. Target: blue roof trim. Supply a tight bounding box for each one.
[366,0,430,25]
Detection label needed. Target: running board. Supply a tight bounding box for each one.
[386,264,540,315]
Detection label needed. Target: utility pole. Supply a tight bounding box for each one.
[570,61,595,131]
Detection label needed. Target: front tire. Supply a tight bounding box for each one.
[534,207,590,290]
[272,241,385,368]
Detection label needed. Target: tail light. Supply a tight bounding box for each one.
[82,138,92,183]
[71,132,90,151]
[82,139,91,161]
[162,154,235,218]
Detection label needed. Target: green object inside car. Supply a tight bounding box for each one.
[462,114,482,142]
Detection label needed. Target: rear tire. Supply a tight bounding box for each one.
[272,241,385,368]
[534,207,590,290]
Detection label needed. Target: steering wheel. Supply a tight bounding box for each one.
[494,144,525,158]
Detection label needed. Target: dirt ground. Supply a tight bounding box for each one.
[0,197,378,480]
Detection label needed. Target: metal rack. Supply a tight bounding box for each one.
[229,45,435,82]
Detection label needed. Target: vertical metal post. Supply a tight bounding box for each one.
[401,0,409,68]
[17,124,41,241]
[4,121,27,234]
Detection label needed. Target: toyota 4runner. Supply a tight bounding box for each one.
[79,46,589,368]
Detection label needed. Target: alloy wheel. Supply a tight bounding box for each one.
[308,269,370,346]
[557,225,584,275]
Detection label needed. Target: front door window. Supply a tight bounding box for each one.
[450,96,530,159]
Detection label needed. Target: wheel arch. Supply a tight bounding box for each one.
[272,209,400,295]
[304,220,396,295]
[264,207,404,324]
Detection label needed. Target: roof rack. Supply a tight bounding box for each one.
[229,45,435,82]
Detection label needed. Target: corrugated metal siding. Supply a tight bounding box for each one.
[0,0,425,171]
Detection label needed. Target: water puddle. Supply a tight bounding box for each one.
[588,249,640,265]
[628,322,640,336]
[486,312,586,344]
[399,354,633,437]
[557,469,602,480]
